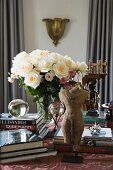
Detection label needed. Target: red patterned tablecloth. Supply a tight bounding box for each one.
[1,153,113,170]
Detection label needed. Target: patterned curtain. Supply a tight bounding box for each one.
[87,0,113,106]
[0,0,26,113]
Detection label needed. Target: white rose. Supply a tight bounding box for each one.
[75,61,82,72]
[12,55,33,77]
[30,49,49,59]
[30,50,42,67]
[12,51,29,66]
[24,71,41,89]
[53,62,69,78]
[45,72,54,81]
[39,50,49,57]
[30,49,42,57]
[64,56,76,70]
[49,52,64,63]
[29,54,40,67]
[77,62,88,73]
[39,58,53,72]
[11,52,32,76]
[19,60,33,77]
[50,70,55,76]
[11,67,20,76]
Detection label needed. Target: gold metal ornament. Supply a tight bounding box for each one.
[42,18,70,46]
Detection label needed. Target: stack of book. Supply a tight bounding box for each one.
[0,128,57,164]
[53,127,113,154]
[0,113,46,133]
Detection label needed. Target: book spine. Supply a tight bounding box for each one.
[80,146,113,154]
[96,141,113,147]
[38,123,46,134]
[37,119,44,128]
[54,138,113,147]
[38,127,49,139]
[0,124,38,132]
[83,119,105,125]
[0,147,48,159]
[54,144,113,154]
[0,115,44,125]
[0,119,37,125]
[0,150,57,164]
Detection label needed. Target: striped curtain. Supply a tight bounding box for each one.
[87,0,113,106]
[0,0,26,113]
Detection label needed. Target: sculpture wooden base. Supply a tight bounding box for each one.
[61,154,83,163]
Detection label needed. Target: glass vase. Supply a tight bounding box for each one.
[36,102,50,121]
[48,100,65,130]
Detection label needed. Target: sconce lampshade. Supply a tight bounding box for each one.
[42,18,70,46]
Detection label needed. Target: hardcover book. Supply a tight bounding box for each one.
[0,150,57,164]
[0,147,48,159]
[54,144,113,154]
[54,127,112,141]
[0,124,38,132]
[82,127,112,141]
[0,113,43,125]
[0,129,44,153]
[53,128,113,154]
[54,132,113,147]
[0,113,44,132]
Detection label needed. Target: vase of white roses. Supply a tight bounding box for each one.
[8,49,88,119]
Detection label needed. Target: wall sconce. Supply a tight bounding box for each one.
[42,18,70,46]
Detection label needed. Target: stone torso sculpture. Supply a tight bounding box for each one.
[59,85,89,152]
